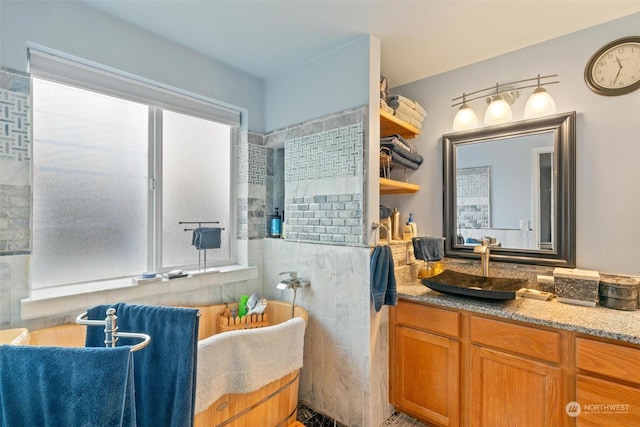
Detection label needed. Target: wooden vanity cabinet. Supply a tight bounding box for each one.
[390,300,572,427]
[390,300,461,426]
[575,337,640,426]
[468,316,566,427]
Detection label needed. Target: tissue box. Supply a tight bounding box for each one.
[553,268,600,306]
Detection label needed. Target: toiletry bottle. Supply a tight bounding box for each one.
[270,208,282,238]
[391,208,401,240]
[403,224,413,241]
[408,213,417,238]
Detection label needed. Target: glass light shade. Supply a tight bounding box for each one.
[524,87,556,118]
[452,104,478,131]
[484,96,513,124]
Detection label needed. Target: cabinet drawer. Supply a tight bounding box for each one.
[576,338,640,385]
[395,300,460,338]
[470,316,561,363]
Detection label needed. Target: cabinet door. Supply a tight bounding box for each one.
[576,374,640,426]
[394,325,459,426]
[470,345,562,427]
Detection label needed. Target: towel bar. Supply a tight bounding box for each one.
[76,309,151,352]
[371,222,392,245]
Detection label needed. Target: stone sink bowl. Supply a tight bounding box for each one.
[422,270,527,300]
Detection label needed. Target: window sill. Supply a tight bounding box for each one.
[20,265,258,320]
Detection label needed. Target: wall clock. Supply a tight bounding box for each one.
[584,36,640,96]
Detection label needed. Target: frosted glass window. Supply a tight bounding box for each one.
[32,79,149,288]
[162,110,231,269]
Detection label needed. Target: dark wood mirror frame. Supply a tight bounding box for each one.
[443,111,576,267]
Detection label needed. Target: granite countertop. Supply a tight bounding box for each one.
[397,281,640,345]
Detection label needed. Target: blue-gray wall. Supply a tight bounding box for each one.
[264,35,371,132]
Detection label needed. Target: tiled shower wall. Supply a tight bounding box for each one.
[237,131,269,240]
[0,68,32,327]
[262,106,392,426]
[457,166,490,229]
[283,120,363,245]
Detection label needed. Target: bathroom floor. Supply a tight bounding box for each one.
[296,403,426,426]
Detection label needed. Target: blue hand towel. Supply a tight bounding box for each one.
[370,245,397,312]
[412,236,445,261]
[86,303,200,427]
[192,227,221,250]
[0,344,135,427]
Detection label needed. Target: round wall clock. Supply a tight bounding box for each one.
[584,36,640,96]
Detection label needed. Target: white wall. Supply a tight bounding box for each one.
[0,0,264,131]
[385,13,640,275]
[264,35,371,132]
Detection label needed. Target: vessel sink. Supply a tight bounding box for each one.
[422,270,526,300]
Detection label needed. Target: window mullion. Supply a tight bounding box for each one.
[149,107,163,272]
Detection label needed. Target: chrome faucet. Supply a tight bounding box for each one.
[473,241,491,277]
[276,271,310,318]
[277,271,311,290]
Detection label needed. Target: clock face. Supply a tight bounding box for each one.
[585,36,640,96]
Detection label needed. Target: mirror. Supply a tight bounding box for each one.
[443,112,576,267]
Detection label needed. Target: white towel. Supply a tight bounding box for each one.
[394,101,426,123]
[394,110,423,129]
[194,317,306,414]
[388,94,427,117]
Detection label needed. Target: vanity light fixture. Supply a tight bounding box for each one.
[484,84,513,125]
[451,74,559,130]
[452,93,479,131]
[524,74,557,118]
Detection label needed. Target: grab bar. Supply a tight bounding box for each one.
[76,308,151,352]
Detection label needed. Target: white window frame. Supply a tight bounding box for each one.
[28,46,240,288]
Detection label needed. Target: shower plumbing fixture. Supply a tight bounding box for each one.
[277,271,311,318]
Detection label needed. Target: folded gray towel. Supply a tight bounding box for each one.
[413,236,445,261]
[381,141,424,166]
[192,227,222,250]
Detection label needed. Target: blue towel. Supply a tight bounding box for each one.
[85,303,200,427]
[0,344,135,427]
[412,236,445,261]
[192,227,222,250]
[370,245,397,312]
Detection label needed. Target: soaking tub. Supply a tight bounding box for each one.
[27,300,308,427]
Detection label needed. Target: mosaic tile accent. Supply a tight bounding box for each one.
[284,123,363,183]
[237,134,267,185]
[237,132,269,240]
[0,88,31,162]
[285,194,362,245]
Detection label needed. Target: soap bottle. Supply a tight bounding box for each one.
[408,213,418,238]
[270,208,282,238]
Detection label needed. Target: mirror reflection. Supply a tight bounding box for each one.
[443,112,576,267]
[455,132,554,251]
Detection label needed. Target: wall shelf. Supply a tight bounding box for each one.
[379,109,421,194]
[380,177,420,195]
[380,109,420,139]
